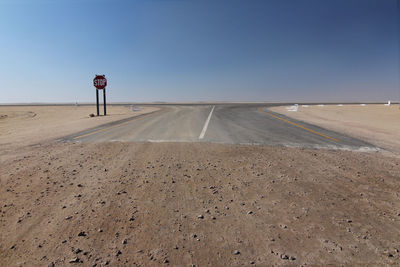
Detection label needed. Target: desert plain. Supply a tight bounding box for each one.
[1,103,400,266]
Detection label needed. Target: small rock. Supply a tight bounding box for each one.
[122,239,127,245]
[77,184,83,187]
[65,216,73,220]
[163,259,169,263]
[198,215,204,219]
[116,250,122,256]
[69,257,80,263]
[280,254,289,260]
[78,231,87,237]
[247,211,253,215]
[98,229,103,232]
[290,256,296,260]
[250,261,255,264]
[347,219,352,223]
[75,248,82,254]
[233,250,240,255]
[211,216,216,220]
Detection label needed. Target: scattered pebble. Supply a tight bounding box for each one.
[69,257,81,263]
[233,250,240,255]
[78,231,87,237]
[280,254,289,260]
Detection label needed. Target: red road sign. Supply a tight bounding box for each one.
[93,75,107,89]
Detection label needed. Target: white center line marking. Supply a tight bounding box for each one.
[199,105,215,139]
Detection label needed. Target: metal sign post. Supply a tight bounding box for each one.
[96,89,100,116]
[93,75,108,116]
[103,88,107,116]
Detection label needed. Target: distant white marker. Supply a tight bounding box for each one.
[199,106,215,139]
[287,104,298,112]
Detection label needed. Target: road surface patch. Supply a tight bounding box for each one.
[72,108,165,140]
[257,107,339,142]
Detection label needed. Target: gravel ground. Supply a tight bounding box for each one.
[1,142,400,266]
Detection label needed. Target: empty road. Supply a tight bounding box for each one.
[66,105,375,150]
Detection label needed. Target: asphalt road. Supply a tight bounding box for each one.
[66,105,375,150]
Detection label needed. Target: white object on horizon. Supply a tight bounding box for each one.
[287,104,298,112]
[131,105,135,111]
[360,104,366,106]
[338,104,343,106]
[302,105,309,107]
[317,104,324,107]
[384,100,391,106]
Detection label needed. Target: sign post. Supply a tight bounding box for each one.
[103,88,107,116]
[96,89,100,116]
[93,75,107,116]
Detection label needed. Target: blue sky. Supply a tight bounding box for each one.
[0,0,398,103]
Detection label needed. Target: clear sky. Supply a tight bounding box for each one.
[0,0,398,103]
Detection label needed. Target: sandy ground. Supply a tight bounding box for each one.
[270,104,400,153]
[1,142,400,266]
[0,105,158,151]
